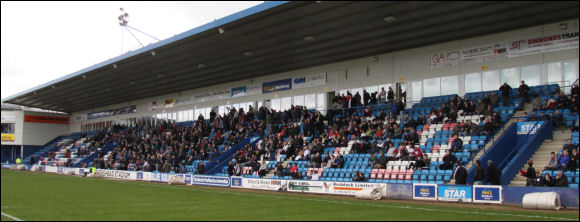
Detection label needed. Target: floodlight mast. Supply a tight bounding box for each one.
[118,8,160,49]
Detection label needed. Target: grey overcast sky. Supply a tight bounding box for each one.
[1,1,263,100]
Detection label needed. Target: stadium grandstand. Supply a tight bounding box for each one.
[1,1,579,220]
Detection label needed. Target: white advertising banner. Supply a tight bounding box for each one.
[287,180,386,197]
[292,73,327,89]
[508,30,579,58]
[232,177,289,191]
[430,30,579,70]
[431,42,508,69]
[95,169,137,180]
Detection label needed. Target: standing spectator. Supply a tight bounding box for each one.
[453,160,467,185]
[473,160,485,185]
[387,87,394,102]
[499,82,512,106]
[363,90,370,106]
[553,170,569,187]
[197,162,205,174]
[227,161,235,176]
[378,87,387,103]
[518,80,530,103]
[486,160,501,185]
[523,160,536,186]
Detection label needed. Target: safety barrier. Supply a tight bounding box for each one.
[5,164,578,208]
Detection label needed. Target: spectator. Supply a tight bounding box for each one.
[490,92,499,108]
[450,134,463,152]
[197,162,205,174]
[563,139,574,155]
[473,160,485,185]
[523,160,536,187]
[570,149,579,170]
[368,153,378,168]
[227,161,235,176]
[311,170,320,181]
[539,172,554,187]
[486,160,501,185]
[378,87,387,103]
[453,160,467,185]
[235,162,242,176]
[258,160,268,177]
[375,152,387,169]
[439,150,457,170]
[518,80,530,103]
[531,95,542,111]
[387,87,394,101]
[557,150,570,170]
[544,152,558,171]
[499,82,512,106]
[553,170,569,187]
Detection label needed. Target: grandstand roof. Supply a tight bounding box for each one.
[2,1,578,114]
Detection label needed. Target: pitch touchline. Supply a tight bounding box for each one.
[104,179,578,221]
[1,212,23,221]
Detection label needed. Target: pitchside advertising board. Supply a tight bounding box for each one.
[413,184,438,201]
[517,121,543,135]
[287,180,386,197]
[192,175,230,187]
[96,169,138,180]
[437,185,473,202]
[231,177,289,191]
[473,185,503,204]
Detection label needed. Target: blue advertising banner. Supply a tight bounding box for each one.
[517,121,543,135]
[137,172,144,180]
[262,79,292,94]
[473,185,503,204]
[184,174,192,185]
[231,177,243,187]
[231,86,247,98]
[192,175,231,187]
[150,172,171,183]
[437,185,472,202]
[413,184,438,200]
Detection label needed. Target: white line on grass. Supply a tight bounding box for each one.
[104,179,578,221]
[1,212,23,221]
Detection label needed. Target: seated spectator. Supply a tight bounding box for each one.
[551,110,563,129]
[553,170,569,187]
[544,152,558,170]
[531,95,542,111]
[439,150,457,170]
[450,134,463,152]
[368,153,378,168]
[409,154,429,170]
[557,150,570,170]
[310,170,319,180]
[374,152,387,169]
[539,172,554,187]
[563,139,575,154]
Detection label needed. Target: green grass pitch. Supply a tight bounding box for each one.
[1,169,578,221]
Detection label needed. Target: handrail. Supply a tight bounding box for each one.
[497,119,543,169]
[500,118,552,185]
